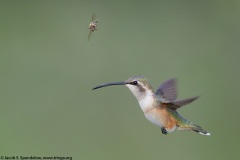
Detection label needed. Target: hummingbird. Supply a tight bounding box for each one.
[92,75,210,136]
[88,13,98,41]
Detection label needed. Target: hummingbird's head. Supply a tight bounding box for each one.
[124,75,154,101]
[92,75,154,101]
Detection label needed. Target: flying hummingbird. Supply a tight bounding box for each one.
[88,13,98,41]
[92,75,210,136]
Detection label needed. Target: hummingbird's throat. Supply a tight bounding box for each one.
[126,84,146,101]
[126,84,155,112]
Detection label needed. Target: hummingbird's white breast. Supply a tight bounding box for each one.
[126,84,154,110]
[126,84,166,128]
[138,92,155,112]
[126,84,157,112]
[137,91,165,127]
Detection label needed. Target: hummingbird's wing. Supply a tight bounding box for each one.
[172,96,199,107]
[164,96,199,110]
[156,78,177,101]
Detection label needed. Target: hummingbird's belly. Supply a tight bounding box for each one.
[144,108,177,132]
[144,112,164,127]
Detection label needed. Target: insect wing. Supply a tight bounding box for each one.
[92,13,96,21]
[88,31,93,41]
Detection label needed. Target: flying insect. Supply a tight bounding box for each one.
[88,14,98,40]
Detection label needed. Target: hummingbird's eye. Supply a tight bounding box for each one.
[131,81,138,85]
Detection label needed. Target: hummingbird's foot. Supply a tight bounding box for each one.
[161,127,168,135]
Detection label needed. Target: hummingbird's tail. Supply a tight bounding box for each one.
[191,124,211,136]
[181,122,211,136]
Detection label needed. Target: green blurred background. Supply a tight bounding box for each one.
[1,0,240,159]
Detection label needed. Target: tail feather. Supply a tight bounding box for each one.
[189,123,211,136]
[178,121,210,136]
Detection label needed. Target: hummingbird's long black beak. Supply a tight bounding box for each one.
[92,81,125,90]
